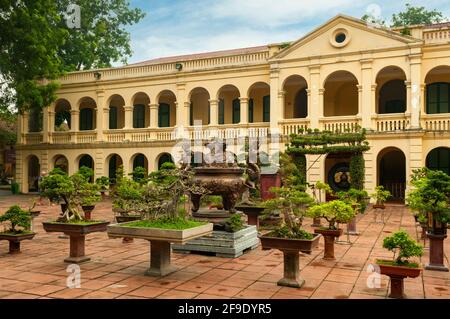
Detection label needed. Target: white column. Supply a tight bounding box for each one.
[42,107,49,143]
[176,83,188,127]
[409,53,422,129]
[124,106,133,129]
[70,110,79,143]
[240,97,248,124]
[309,65,321,129]
[209,99,218,126]
[269,66,281,129]
[150,103,159,128]
[360,59,373,130]
[279,91,286,119]
[96,91,105,141]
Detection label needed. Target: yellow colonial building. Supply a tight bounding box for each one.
[16,15,450,201]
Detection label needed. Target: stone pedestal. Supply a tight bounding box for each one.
[346,217,360,236]
[9,241,21,254]
[425,233,449,272]
[0,233,36,254]
[277,251,304,288]
[389,275,406,299]
[146,240,177,277]
[323,235,336,260]
[65,234,90,264]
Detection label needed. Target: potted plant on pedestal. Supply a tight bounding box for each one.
[338,188,369,236]
[376,230,423,299]
[72,170,101,221]
[0,205,35,254]
[260,186,319,288]
[39,168,109,264]
[371,186,391,210]
[407,168,450,271]
[107,165,213,277]
[309,181,333,227]
[96,176,110,199]
[307,200,356,260]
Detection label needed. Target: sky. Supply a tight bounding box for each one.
[123,0,450,65]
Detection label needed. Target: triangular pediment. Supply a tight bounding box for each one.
[272,15,422,61]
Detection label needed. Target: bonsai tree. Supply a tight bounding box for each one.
[381,230,423,266]
[307,200,355,230]
[72,172,101,207]
[0,205,31,234]
[96,176,110,193]
[78,166,94,182]
[371,186,391,206]
[338,188,369,213]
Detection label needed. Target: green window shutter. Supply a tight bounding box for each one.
[159,103,170,127]
[385,100,405,114]
[248,99,254,123]
[219,99,225,124]
[263,95,270,122]
[80,108,93,130]
[190,102,194,126]
[133,104,145,128]
[427,83,450,114]
[109,107,118,129]
[232,98,240,124]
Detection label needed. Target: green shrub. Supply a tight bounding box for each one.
[382,230,423,265]
[0,205,31,233]
[349,153,365,190]
[371,186,391,205]
[225,214,244,233]
[307,200,356,229]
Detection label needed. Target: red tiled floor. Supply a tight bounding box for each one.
[1,195,449,299]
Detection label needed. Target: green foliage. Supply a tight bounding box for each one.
[278,152,306,190]
[392,3,446,28]
[78,166,94,180]
[270,225,314,240]
[0,0,144,114]
[406,168,450,224]
[349,153,365,190]
[95,176,110,190]
[225,214,244,233]
[39,168,75,204]
[0,205,31,233]
[201,195,223,207]
[287,128,370,156]
[382,230,423,264]
[131,166,148,184]
[371,186,391,205]
[71,172,101,206]
[292,154,307,186]
[307,200,356,229]
[338,188,369,213]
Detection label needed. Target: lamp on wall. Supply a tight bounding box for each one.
[175,63,183,71]
[94,72,102,80]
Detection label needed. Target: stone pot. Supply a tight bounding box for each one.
[376,260,422,299]
[81,205,95,221]
[425,232,449,272]
[42,221,109,263]
[260,234,321,288]
[314,228,343,260]
[107,222,213,276]
[0,232,36,254]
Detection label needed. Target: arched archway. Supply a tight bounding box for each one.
[132,92,150,128]
[157,153,174,170]
[283,75,308,119]
[425,66,450,114]
[78,97,97,131]
[426,147,450,175]
[132,153,148,172]
[108,95,125,129]
[324,71,358,117]
[217,85,240,124]
[189,87,210,126]
[107,154,123,183]
[157,90,176,127]
[248,82,270,123]
[377,147,406,201]
[79,154,94,170]
[376,66,407,114]
[27,155,40,192]
[54,99,71,131]
[53,155,69,174]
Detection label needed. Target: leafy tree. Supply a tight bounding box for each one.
[382,230,423,265]
[392,3,445,28]
[0,205,31,233]
[0,0,145,115]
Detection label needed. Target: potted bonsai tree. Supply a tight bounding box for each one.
[96,176,110,199]
[0,205,35,254]
[107,165,213,277]
[309,181,333,227]
[376,230,423,299]
[337,188,369,236]
[39,168,109,264]
[72,171,101,221]
[260,186,320,288]
[307,200,356,260]
[407,167,450,271]
[371,186,391,210]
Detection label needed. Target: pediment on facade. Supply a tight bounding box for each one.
[272,15,422,61]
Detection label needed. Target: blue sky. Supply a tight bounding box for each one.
[125,0,450,65]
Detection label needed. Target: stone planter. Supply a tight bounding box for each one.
[314,228,343,260]
[115,215,141,243]
[81,205,95,221]
[43,221,109,263]
[235,204,265,228]
[0,233,36,254]
[376,260,422,299]
[107,222,213,276]
[260,234,321,288]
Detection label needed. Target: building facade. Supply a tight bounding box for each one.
[16,15,450,200]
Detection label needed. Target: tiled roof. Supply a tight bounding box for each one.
[424,22,450,29]
[128,45,269,66]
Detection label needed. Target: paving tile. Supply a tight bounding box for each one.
[126,286,169,298]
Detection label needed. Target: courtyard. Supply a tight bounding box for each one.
[0,194,448,300]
